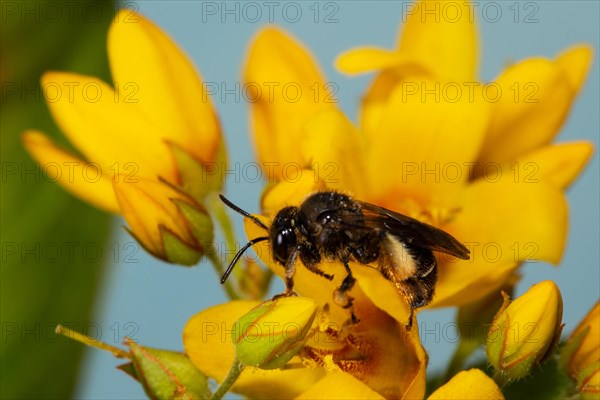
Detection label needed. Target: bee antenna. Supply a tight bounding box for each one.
[220,236,269,284]
[219,194,268,230]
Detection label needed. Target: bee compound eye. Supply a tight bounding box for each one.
[273,228,296,264]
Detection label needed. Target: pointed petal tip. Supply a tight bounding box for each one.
[557,44,594,92]
[255,25,287,39]
[40,70,71,85]
[22,130,121,214]
[22,129,47,144]
[108,8,143,36]
[335,47,396,75]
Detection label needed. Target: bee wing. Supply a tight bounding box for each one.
[354,201,470,260]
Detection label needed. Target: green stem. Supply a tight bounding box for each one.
[208,252,240,300]
[204,193,241,300]
[207,193,238,264]
[210,357,244,400]
[444,338,480,382]
[55,324,130,359]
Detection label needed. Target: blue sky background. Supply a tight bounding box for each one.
[75,1,599,398]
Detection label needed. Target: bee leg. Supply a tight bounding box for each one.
[273,248,299,300]
[333,262,359,324]
[407,308,415,331]
[303,263,334,281]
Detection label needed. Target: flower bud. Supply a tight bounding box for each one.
[125,340,211,400]
[486,281,563,381]
[560,301,599,398]
[232,297,317,370]
[428,369,504,400]
[114,177,213,265]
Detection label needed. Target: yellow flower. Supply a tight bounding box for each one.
[22,10,224,264]
[228,3,593,395]
[248,0,593,309]
[561,302,600,397]
[428,369,504,400]
[486,281,563,381]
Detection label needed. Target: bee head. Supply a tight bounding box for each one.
[270,206,299,265]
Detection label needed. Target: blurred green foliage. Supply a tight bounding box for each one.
[1,1,116,397]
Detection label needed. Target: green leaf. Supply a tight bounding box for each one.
[128,343,211,400]
[0,0,115,398]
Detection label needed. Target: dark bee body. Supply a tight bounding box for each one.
[220,191,470,324]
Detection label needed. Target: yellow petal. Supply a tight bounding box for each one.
[22,130,119,213]
[301,109,368,197]
[353,265,410,325]
[336,48,428,75]
[514,142,594,189]
[399,0,478,81]
[183,301,326,398]
[260,170,325,216]
[433,261,516,309]
[113,177,198,257]
[346,315,426,399]
[478,56,577,165]
[359,67,430,137]
[428,369,504,400]
[556,45,594,93]
[244,27,335,179]
[296,371,384,400]
[366,78,490,205]
[41,71,176,182]
[433,179,568,307]
[109,10,221,164]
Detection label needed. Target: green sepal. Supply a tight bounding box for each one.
[161,227,202,266]
[169,141,227,204]
[126,342,211,400]
[173,199,214,246]
[577,360,600,399]
[116,362,138,380]
[485,292,512,372]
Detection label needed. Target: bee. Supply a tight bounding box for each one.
[219,191,470,326]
